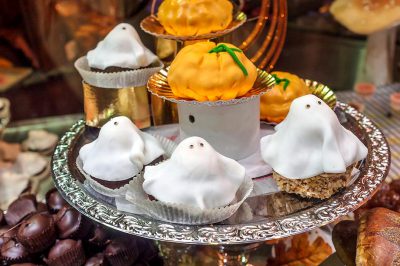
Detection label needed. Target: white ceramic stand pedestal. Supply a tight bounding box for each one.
[177,97,260,160]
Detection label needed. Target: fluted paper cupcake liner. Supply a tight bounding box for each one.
[77,134,177,198]
[45,240,85,266]
[74,56,164,88]
[125,175,254,225]
[105,248,137,266]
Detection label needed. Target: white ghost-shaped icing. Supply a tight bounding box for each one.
[87,23,158,70]
[79,116,165,181]
[260,94,368,179]
[143,137,246,209]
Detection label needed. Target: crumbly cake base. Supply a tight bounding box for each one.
[273,165,354,199]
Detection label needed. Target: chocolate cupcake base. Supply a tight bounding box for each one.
[89,155,164,190]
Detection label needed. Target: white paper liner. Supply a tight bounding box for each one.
[125,175,254,225]
[74,56,164,88]
[76,134,177,198]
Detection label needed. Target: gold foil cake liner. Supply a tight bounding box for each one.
[140,12,247,41]
[147,68,275,106]
[76,134,177,198]
[305,79,337,109]
[125,175,254,225]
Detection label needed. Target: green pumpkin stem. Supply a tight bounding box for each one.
[208,44,248,76]
[272,74,290,91]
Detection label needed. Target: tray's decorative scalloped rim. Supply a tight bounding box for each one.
[51,103,390,244]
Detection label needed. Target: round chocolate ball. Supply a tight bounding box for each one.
[5,195,37,226]
[55,207,91,239]
[88,225,110,247]
[45,239,85,266]
[17,213,56,253]
[0,225,18,248]
[85,253,107,266]
[1,238,31,264]
[46,188,68,214]
[104,239,138,266]
[36,202,48,214]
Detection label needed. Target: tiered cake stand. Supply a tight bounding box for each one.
[53,2,390,264]
[52,102,390,264]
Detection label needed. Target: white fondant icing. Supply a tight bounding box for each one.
[79,116,165,181]
[260,94,368,179]
[178,97,260,160]
[87,23,158,70]
[143,137,246,209]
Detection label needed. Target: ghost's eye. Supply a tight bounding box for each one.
[318,101,322,105]
[114,121,118,126]
[122,27,126,30]
[189,145,194,149]
[306,104,311,109]
[199,143,204,147]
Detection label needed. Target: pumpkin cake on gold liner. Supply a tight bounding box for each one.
[147,42,275,106]
[260,72,337,124]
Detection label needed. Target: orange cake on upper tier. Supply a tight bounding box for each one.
[157,0,233,36]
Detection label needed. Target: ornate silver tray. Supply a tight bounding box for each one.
[52,103,390,244]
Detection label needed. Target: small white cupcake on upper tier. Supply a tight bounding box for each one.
[75,23,163,88]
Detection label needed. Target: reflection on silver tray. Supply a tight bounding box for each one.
[52,103,390,244]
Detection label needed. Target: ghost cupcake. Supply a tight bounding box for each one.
[78,116,168,196]
[74,23,163,89]
[260,95,368,199]
[127,137,253,224]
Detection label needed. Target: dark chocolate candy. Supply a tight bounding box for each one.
[85,253,107,266]
[5,195,37,226]
[1,238,31,264]
[45,239,85,266]
[0,225,18,248]
[88,225,110,247]
[17,213,56,253]
[104,239,138,266]
[46,188,68,214]
[55,207,91,239]
[36,202,48,214]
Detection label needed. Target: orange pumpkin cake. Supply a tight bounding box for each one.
[157,0,233,36]
[260,71,310,123]
[168,42,257,101]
